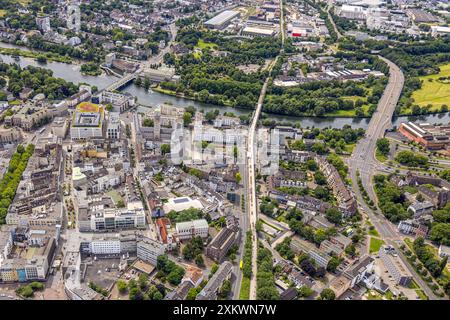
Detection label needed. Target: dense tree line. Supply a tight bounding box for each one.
[0,144,34,224]
[25,35,102,62]
[395,150,429,168]
[429,203,450,245]
[264,77,384,117]
[242,231,253,279]
[373,174,410,223]
[256,245,280,300]
[0,63,78,100]
[413,237,448,279]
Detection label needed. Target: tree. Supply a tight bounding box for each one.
[235,172,242,184]
[210,263,219,275]
[314,171,327,185]
[161,144,170,155]
[105,103,113,112]
[167,267,185,285]
[142,118,154,127]
[138,273,149,291]
[195,254,204,267]
[395,150,428,167]
[319,288,336,300]
[297,286,314,298]
[325,208,342,225]
[186,287,199,300]
[218,279,231,299]
[183,112,193,127]
[17,285,34,298]
[376,138,390,156]
[143,78,151,90]
[153,291,163,300]
[129,287,144,300]
[327,257,341,273]
[117,280,128,294]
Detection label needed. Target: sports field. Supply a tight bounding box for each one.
[411,63,450,110]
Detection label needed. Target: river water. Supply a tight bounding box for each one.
[1,42,449,129]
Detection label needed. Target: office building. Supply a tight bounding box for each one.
[137,238,165,265]
[70,102,105,140]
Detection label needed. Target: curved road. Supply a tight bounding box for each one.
[349,57,441,299]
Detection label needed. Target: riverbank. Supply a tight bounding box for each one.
[0,46,72,64]
[153,85,378,119]
[152,85,236,108]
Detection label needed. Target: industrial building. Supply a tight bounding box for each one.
[242,26,277,37]
[204,10,240,30]
[399,122,450,150]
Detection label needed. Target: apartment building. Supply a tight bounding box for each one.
[397,219,429,238]
[315,155,357,215]
[290,237,331,268]
[0,127,22,144]
[196,261,232,300]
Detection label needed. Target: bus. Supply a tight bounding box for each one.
[239,260,243,270]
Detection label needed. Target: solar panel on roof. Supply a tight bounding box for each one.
[173,197,189,204]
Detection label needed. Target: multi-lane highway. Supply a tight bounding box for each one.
[349,58,441,299]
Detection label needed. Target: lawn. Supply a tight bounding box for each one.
[9,100,21,106]
[239,277,250,300]
[411,63,450,110]
[15,0,31,5]
[106,190,123,205]
[415,289,428,300]
[197,39,217,50]
[403,186,418,194]
[369,237,385,254]
[368,228,380,237]
[408,279,419,289]
[344,143,356,154]
[375,149,388,162]
[261,219,282,232]
[0,10,6,17]
[325,104,370,117]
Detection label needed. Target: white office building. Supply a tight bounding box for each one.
[137,238,165,265]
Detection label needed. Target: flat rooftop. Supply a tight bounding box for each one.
[205,10,239,26]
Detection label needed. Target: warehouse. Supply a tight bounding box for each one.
[205,10,240,30]
[242,26,276,37]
